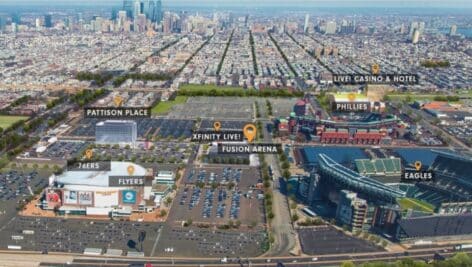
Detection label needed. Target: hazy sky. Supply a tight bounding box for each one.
[1,0,471,8]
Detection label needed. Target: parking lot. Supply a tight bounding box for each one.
[0,169,50,225]
[168,97,255,120]
[24,141,89,160]
[155,226,267,257]
[269,98,298,117]
[169,167,265,225]
[199,120,249,131]
[68,118,195,140]
[298,226,384,255]
[0,216,162,255]
[91,141,196,165]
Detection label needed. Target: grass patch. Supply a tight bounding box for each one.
[151,96,188,114]
[178,84,303,98]
[0,115,29,130]
[397,197,435,213]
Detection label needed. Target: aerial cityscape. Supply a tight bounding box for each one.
[0,0,471,266]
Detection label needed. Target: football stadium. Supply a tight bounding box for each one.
[407,150,472,207]
[299,147,472,241]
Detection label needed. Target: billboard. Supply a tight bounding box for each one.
[78,191,93,206]
[63,190,78,205]
[46,189,61,203]
[46,189,62,209]
[122,190,137,204]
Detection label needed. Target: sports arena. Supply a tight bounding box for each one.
[41,161,159,217]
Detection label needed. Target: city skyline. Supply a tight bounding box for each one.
[1,0,472,8]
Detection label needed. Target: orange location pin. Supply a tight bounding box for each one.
[371,63,380,75]
[127,165,135,176]
[113,95,123,107]
[84,149,93,160]
[243,123,257,143]
[214,121,221,131]
[414,161,422,171]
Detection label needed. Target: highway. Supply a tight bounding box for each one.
[0,245,469,267]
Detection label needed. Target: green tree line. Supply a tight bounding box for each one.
[76,71,113,86]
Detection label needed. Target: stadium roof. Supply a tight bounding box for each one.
[398,214,472,239]
[431,149,472,163]
[56,162,148,187]
[317,153,406,201]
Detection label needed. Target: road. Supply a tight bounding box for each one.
[261,121,296,256]
[0,245,469,267]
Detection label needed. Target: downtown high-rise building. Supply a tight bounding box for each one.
[44,14,53,28]
[303,13,310,33]
[325,21,337,34]
[0,16,7,32]
[122,0,162,23]
[450,25,457,36]
[123,0,134,19]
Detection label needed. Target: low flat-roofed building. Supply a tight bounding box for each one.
[155,170,175,184]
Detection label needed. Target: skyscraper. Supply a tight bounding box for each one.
[325,21,337,34]
[44,14,52,28]
[123,0,162,22]
[123,0,134,19]
[412,29,420,44]
[143,0,163,23]
[450,25,457,36]
[117,10,127,30]
[11,13,21,25]
[0,16,7,32]
[134,0,142,20]
[111,7,118,21]
[409,21,418,36]
[304,13,310,33]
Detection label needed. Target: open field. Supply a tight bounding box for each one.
[0,115,29,130]
[178,84,303,98]
[151,96,188,114]
[397,197,435,213]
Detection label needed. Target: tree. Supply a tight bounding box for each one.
[165,197,173,206]
[282,169,291,179]
[291,213,299,222]
[184,218,193,227]
[159,209,167,217]
[381,240,388,247]
[263,181,270,188]
[340,261,355,267]
[281,161,290,170]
